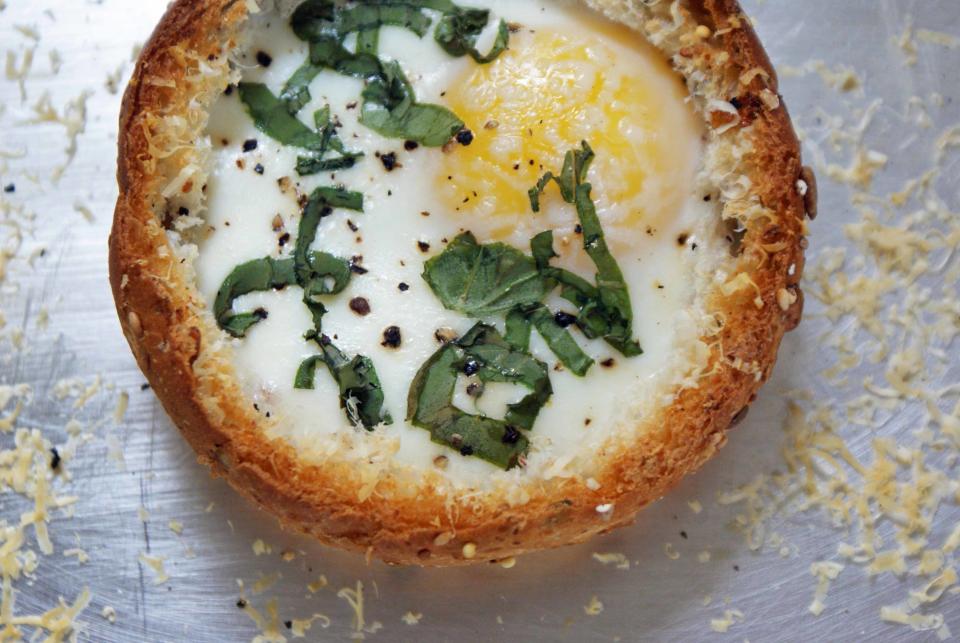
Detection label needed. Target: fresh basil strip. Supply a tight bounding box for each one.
[295,106,365,175]
[238,82,327,150]
[422,231,546,315]
[214,257,297,338]
[529,142,642,357]
[516,304,594,377]
[295,338,392,430]
[290,0,337,41]
[245,78,365,175]
[279,62,323,113]
[359,61,464,146]
[434,9,509,63]
[407,323,548,469]
[214,184,390,430]
[335,5,433,40]
[289,0,508,146]
[291,186,391,429]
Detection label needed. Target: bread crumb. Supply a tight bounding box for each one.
[401,611,423,625]
[710,609,744,633]
[583,596,604,616]
[139,553,169,584]
[592,552,630,570]
[663,542,680,560]
[101,605,117,624]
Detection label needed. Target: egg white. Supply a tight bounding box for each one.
[195,0,723,487]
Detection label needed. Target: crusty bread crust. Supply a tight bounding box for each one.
[110,0,809,566]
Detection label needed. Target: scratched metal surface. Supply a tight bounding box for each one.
[0,0,957,641]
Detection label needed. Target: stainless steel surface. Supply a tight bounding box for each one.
[0,1,957,640]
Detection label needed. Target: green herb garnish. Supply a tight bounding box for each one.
[214,257,297,338]
[213,185,391,430]
[434,7,509,63]
[421,231,546,316]
[529,142,643,357]
[407,323,550,469]
[237,82,327,150]
[412,143,642,466]
[238,84,364,174]
[286,0,508,146]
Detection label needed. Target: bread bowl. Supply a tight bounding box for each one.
[109,0,809,566]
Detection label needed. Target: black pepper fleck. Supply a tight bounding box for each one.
[3,184,14,193]
[349,297,371,316]
[380,152,398,171]
[242,139,258,152]
[236,599,247,609]
[601,358,616,368]
[680,530,688,539]
[404,140,419,151]
[398,282,409,292]
[349,256,368,274]
[574,224,582,234]
[554,311,577,327]
[140,383,150,391]
[455,129,474,146]
[284,621,292,629]
[255,50,273,67]
[49,447,61,470]
[417,240,430,253]
[178,206,190,216]
[502,426,521,444]
[253,308,268,321]
[459,445,474,456]
[254,163,265,175]
[677,233,689,246]
[224,84,235,96]
[463,359,480,376]
[346,219,359,232]
[381,325,402,348]
[278,232,290,247]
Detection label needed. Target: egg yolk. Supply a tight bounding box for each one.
[438,16,699,245]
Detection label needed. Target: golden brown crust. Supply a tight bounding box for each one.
[110,0,809,566]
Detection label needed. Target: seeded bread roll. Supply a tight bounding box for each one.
[110,0,809,566]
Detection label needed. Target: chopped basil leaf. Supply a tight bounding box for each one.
[434,9,509,63]
[295,105,364,175]
[215,183,390,430]
[407,323,549,469]
[244,78,364,175]
[512,303,594,376]
[422,231,546,316]
[295,338,391,430]
[291,186,391,429]
[279,62,322,113]
[360,61,464,146]
[238,82,326,150]
[294,186,362,298]
[529,142,642,357]
[334,5,433,40]
[356,27,380,55]
[214,257,297,338]
[289,0,508,146]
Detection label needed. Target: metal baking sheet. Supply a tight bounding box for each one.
[0,0,957,640]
